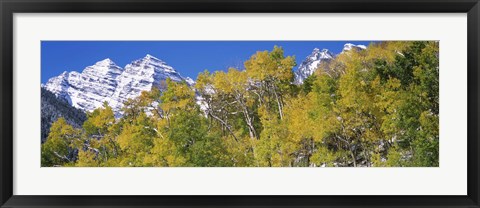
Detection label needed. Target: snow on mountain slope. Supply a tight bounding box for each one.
[109,54,186,112]
[294,43,367,84]
[44,58,123,112]
[342,43,367,53]
[294,48,334,84]
[44,54,191,117]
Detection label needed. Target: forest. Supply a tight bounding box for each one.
[41,41,439,167]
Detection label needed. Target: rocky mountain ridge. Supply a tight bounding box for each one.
[44,54,192,117]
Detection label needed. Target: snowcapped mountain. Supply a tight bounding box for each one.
[43,54,192,117]
[294,43,367,84]
[342,43,367,53]
[294,48,334,84]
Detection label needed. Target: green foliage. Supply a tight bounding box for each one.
[41,118,80,166]
[41,42,439,167]
[301,74,317,94]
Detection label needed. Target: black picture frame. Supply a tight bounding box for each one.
[1,0,479,207]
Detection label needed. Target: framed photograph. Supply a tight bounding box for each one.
[1,0,479,207]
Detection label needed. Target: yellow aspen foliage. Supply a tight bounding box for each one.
[41,41,438,167]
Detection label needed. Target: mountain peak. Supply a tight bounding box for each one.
[95,58,117,67]
[45,54,190,117]
[294,48,334,84]
[143,54,162,61]
[312,48,329,52]
[144,54,154,58]
[133,54,168,68]
[83,58,123,76]
[308,48,333,61]
[343,43,367,53]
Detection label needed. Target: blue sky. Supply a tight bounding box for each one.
[41,41,374,83]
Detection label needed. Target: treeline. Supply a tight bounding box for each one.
[41,41,439,167]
